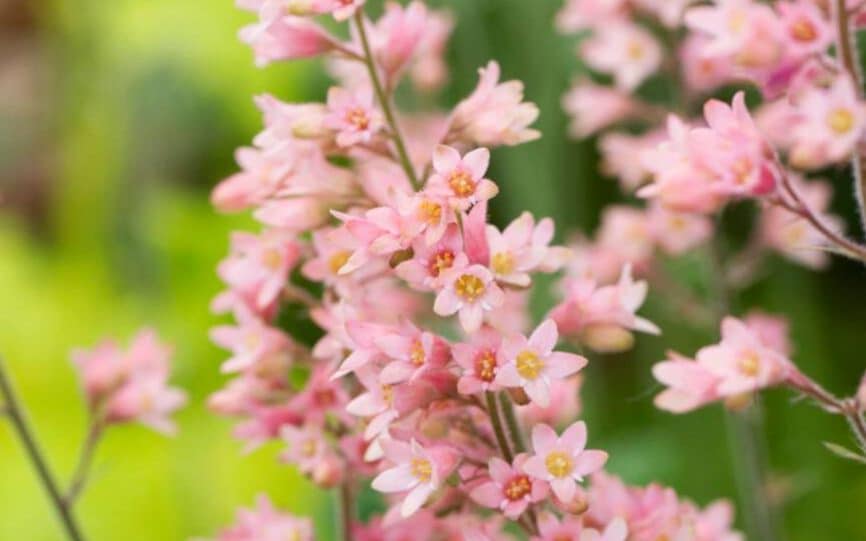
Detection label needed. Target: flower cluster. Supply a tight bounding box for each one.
[72,328,186,434]
[200,1,748,539]
[196,495,313,541]
[559,1,866,537]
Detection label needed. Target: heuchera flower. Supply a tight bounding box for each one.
[449,61,541,147]
[371,439,458,517]
[495,319,588,407]
[550,265,660,353]
[562,81,636,138]
[204,495,313,541]
[72,329,187,435]
[581,22,662,91]
[653,317,794,413]
[524,422,608,503]
[324,85,384,147]
[434,254,505,333]
[471,454,549,519]
[240,16,336,67]
[426,145,498,211]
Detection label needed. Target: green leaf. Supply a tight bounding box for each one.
[823,442,866,465]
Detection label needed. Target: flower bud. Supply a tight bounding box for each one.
[724,392,754,412]
[313,455,345,488]
[552,487,589,515]
[508,387,531,406]
[581,324,634,354]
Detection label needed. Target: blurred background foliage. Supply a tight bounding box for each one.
[1,0,865,539]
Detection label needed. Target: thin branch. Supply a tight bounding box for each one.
[64,419,104,507]
[484,391,514,464]
[352,12,421,190]
[0,357,87,541]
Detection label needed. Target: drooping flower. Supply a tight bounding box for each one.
[449,61,541,147]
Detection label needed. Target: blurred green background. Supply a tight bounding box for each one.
[1,0,865,539]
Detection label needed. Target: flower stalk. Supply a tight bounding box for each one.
[0,357,87,541]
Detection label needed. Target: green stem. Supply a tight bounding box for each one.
[0,357,87,541]
[352,11,420,190]
[498,392,526,454]
[64,418,104,506]
[708,233,782,541]
[485,391,513,463]
[337,480,354,541]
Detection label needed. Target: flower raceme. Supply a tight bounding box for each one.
[199,0,748,540]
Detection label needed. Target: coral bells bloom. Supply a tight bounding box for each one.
[210,316,292,374]
[562,80,636,138]
[324,86,384,147]
[788,76,866,169]
[452,329,503,395]
[471,454,548,519]
[427,145,498,211]
[206,495,313,541]
[550,265,660,353]
[449,61,541,147]
[434,255,505,333]
[72,329,186,434]
[524,422,608,503]
[239,16,336,67]
[653,317,793,413]
[581,22,662,91]
[495,319,588,407]
[641,93,778,213]
[371,439,458,517]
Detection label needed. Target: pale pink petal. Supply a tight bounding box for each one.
[470,481,503,508]
[401,484,433,517]
[573,450,608,478]
[560,421,587,451]
[551,477,577,503]
[531,423,558,454]
[546,351,587,378]
[463,147,491,178]
[372,465,415,492]
[433,145,461,172]
[434,289,462,316]
[529,319,559,355]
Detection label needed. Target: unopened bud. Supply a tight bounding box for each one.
[508,387,531,406]
[553,488,589,515]
[581,324,634,354]
[313,456,345,488]
[389,248,414,268]
[724,392,753,412]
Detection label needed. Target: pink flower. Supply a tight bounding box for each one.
[433,254,505,334]
[371,439,458,517]
[581,22,662,91]
[426,145,498,211]
[518,376,583,427]
[598,131,661,192]
[210,316,293,374]
[280,423,331,475]
[487,212,569,286]
[581,519,629,541]
[395,224,463,290]
[788,76,866,169]
[646,204,713,255]
[495,319,588,407]
[743,311,792,357]
[375,324,451,384]
[324,86,384,147]
[346,366,399,440]
[633,0,693,27]
[550,265,660,353]
[524,421,607,504]
[370,1,429,77]
[777,0,832,59]
[759,176,842,268]
[562,80,636,138]
[453,329,504,395]
[699,316,792,396]
[240,16,336,67]
[653,351,722,413]
[555,0,627,33]
[470,454,548,519]
[333,207,425,273]
[207,495,313,541]
[217,230,302,311]
[685,0,783,66]
[105,373,187,435]
[449,61,540,147]
[653,317,793,413]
